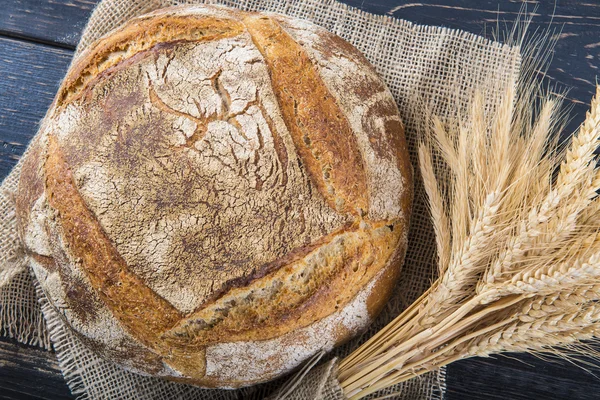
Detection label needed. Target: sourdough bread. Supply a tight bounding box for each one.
[15,5,413,388]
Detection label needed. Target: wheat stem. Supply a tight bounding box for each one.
[419,143,452,274]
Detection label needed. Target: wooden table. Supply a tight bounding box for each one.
[1,1,599,399]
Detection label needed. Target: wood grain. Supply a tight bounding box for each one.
[0,37,72,178]
[0,0,95,49]
[0,337,72,400]
[447,354,600,400]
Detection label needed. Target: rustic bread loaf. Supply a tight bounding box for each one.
[15,5,413,388]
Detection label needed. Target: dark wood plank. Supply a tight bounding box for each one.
[0,337,72,400]
[447,354,600,400]
[0,36,72,179]
[0,0,96,49]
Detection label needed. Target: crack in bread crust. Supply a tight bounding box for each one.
[57,15,245,108]
[44,135,211,376]
[45,135,184,340]
[45,135,210,376]
[56,27,349,315]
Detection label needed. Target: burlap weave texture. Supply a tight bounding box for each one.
[0,0,521,398]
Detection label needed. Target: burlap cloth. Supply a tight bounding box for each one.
[0,0,521,398]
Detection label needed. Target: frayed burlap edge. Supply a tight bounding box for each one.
[0,136,51,349]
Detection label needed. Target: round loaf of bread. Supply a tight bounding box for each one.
[15,5,412,388]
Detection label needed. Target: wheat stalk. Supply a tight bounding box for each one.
[468,323,600,358]
[534,166,600,248]
[418,92,513,324]
[336,76,600,399]
[517,284,600,322]
[419,143,452,273]
[424,192,502,324]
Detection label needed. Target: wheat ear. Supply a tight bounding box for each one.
[479,86,600,291]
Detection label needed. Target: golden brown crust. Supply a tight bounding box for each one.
[274,15,412,222]
[45,135,211,376]
[30,247,171,376]
[243,15,369,216]
[55,32,348,315]
[57,15,245,108]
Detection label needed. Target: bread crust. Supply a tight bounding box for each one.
[16,5,413,387]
